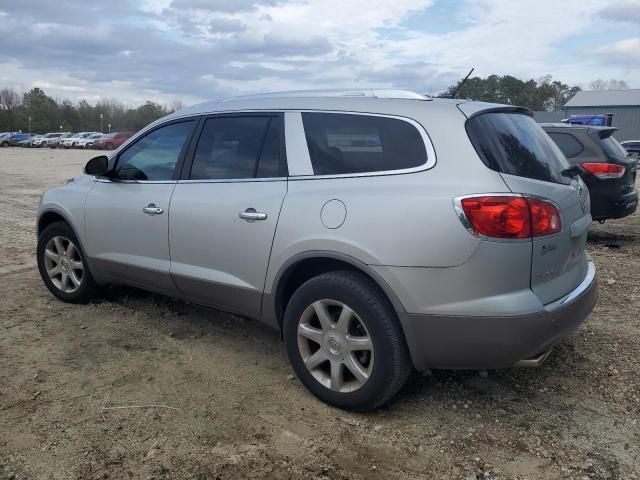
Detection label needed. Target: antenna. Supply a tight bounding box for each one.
[449,68,475,99]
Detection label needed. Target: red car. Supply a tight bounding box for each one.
[94,132,133,150]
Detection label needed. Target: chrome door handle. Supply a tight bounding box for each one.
[143,203,164,215]
[239,208,267,222]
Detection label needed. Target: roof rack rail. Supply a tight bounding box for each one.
[221,89,432,102]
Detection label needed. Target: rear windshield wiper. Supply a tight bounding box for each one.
[561,165,582,178]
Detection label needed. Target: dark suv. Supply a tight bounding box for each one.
[541,123,637,221]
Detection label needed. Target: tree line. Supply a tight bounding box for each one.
[0,87,183,134]
[441,76,629,111]
[0,77,630,134]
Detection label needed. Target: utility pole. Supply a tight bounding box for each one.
[108,123,111,134]
[100,113,103,133]
[28,116,31,134]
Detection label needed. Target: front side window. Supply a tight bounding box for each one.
[189,116,282,180]
[547,132,584,158]
[114,121,195,181]
[301,113,428,175]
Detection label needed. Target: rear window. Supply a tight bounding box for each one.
[302,112,427,175]
[599,135,628,158]
[466,113,570,185]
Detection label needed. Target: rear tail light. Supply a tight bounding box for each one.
[458,195,561,239]
[581,162,625,179]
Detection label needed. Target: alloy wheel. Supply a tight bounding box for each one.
[297,299,374,393]
[43,236,84,293]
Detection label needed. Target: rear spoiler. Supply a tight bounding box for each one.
[456,101,533,119]
[591,127,617,139]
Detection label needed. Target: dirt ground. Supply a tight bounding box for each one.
[0,147,638,480]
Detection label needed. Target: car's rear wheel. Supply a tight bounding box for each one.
[37,221,98,303]
[1,141,9,147]
[283,270,411,411]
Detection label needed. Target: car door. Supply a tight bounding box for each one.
[169,113,287,318]
[84,119,197,294]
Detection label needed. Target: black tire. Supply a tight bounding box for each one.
[283,270,411,411]
[37,221,99,303]
[1,141,9,147]
[106,142,113,150]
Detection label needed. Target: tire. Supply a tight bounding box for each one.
[283,270,411,411]
[37,221,99,303]
[1,141,9,147]
[106,143,113,150]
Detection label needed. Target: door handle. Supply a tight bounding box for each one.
[143,203,164,215]
[239,208,267,222]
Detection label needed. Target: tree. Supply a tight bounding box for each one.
[442,74,581,111]
[588,79,629,91]
[0,88,21,131]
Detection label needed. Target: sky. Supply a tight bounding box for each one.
[0,0,639,107]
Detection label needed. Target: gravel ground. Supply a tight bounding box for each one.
[0,147,638,480]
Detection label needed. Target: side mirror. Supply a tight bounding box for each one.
[84,155,109,176]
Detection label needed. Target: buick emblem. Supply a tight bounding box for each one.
[577,184,587,213]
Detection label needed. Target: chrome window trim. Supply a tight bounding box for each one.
[93,177,176,184]
[452,193,563,243]
[177,177,287,184]
[289,110,437,179]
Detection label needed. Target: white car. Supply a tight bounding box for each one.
[76,133,105,149]
[33,133,66,147]
[61,132,101,149]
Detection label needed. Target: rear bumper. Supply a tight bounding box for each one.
[590,187,637,221]
[399,260,598,370]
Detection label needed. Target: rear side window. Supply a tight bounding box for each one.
[190,116,283,180]
[547,132,584,158]
[599,135,628,158]
[301,113,427,175]
[466,113,570,185]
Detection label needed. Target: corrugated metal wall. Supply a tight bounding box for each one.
[533,111,565,123]
[563,106,640,141]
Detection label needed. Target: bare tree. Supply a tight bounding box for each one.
[169,99,184,113]
[588,79,630,91]
[0,88,21,131]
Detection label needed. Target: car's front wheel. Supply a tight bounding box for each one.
[283,271,411,411]
[37,221,98,303]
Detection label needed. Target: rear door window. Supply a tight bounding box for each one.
[190,116,283,180]
[547,132,584,158]
[301,112,427,175]
[466,112,570,185]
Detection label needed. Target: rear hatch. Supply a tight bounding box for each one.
[464,108,590,305]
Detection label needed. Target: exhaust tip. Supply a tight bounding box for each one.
[514,349,552,368]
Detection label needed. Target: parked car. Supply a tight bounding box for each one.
[621,140,640,161]
[542,123,637,222]
[6,132,32,146]
[36,90,598,411]
[19,135,43,147]
[93,132,132,150]
[0,132,14,147]
[47,132,74,148]
[61,132,101,149]
[33,133,66,148]
[76,133,105,149]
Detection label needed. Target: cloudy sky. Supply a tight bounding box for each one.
[0,0,638,106]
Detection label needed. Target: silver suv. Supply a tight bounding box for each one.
[36,90,598,411]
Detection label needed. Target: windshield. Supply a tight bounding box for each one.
[466,112,571,185]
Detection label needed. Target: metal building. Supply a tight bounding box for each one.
[563,89,640,141]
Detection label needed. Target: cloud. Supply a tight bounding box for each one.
[600,0,640,24]
[594,37,640,63]
[0,0,637,106]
